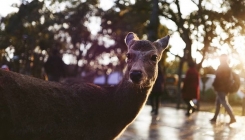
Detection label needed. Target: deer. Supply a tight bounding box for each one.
[0,32,170,140]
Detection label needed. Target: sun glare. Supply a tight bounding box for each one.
[202,58,220,70]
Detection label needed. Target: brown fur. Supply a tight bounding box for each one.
[0,32,169,140]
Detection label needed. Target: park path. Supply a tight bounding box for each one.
[118,105,245,140]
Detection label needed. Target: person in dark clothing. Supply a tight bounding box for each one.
[44,49,66,82]
[182,61,200,116]
[210,54,236,124]
[149,67,164,115]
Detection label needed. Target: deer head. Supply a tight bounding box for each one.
[124,32,170,88]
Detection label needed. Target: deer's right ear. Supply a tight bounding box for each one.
[125,32,139,47]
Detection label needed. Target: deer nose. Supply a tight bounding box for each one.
[130,70,143,83]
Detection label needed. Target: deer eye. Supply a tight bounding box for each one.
[126,53,131,62]
[151,55,158,61]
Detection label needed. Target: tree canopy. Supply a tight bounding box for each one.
[0,0,244,80]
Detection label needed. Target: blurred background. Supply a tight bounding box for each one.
[0,0,245,115]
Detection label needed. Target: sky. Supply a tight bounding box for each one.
[0,0,20,17]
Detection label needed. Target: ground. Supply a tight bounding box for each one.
[118,104,245,140]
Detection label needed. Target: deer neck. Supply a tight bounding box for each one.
[112,75,153,125]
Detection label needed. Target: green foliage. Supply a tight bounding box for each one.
[200,88,216,102]
[0,0,56,75]
[53,1,98,75]
[228,93,242,105]
[165,57,180,74]
[200,88,243,105]
[1,0,245,80]
[99,0,152,41]
[0,0,101,77]
[228,0,245,20]
[158,0,245,74]
[98,0,159,74]
[201,66,216,75]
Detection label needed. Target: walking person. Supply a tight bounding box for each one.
[182,61,200,116]
[210,54,236,124]
[149,67,164,115]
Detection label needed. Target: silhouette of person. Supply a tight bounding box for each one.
[44,49,66,82]
[182,61,200,116]
[149,67,164,115]
[210,54,236,124]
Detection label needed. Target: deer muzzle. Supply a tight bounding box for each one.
[130,70,143,84]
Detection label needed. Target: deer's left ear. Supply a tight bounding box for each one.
[154,35,170,53]
[125,32,139,48]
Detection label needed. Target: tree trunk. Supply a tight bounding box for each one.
[176,32,193,108]
[147,0,159,41]
[74,49,83,77]
[176,57,184,109]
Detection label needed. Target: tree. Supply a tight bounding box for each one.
[99,0,169,75]
[147,0,160,42]
[52,0,99,76]
[158,0,245,108]
[0,0,55,78]
[0,0,101,78]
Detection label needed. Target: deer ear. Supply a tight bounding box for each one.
[125,32,139,47]
[154,35,170,52]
